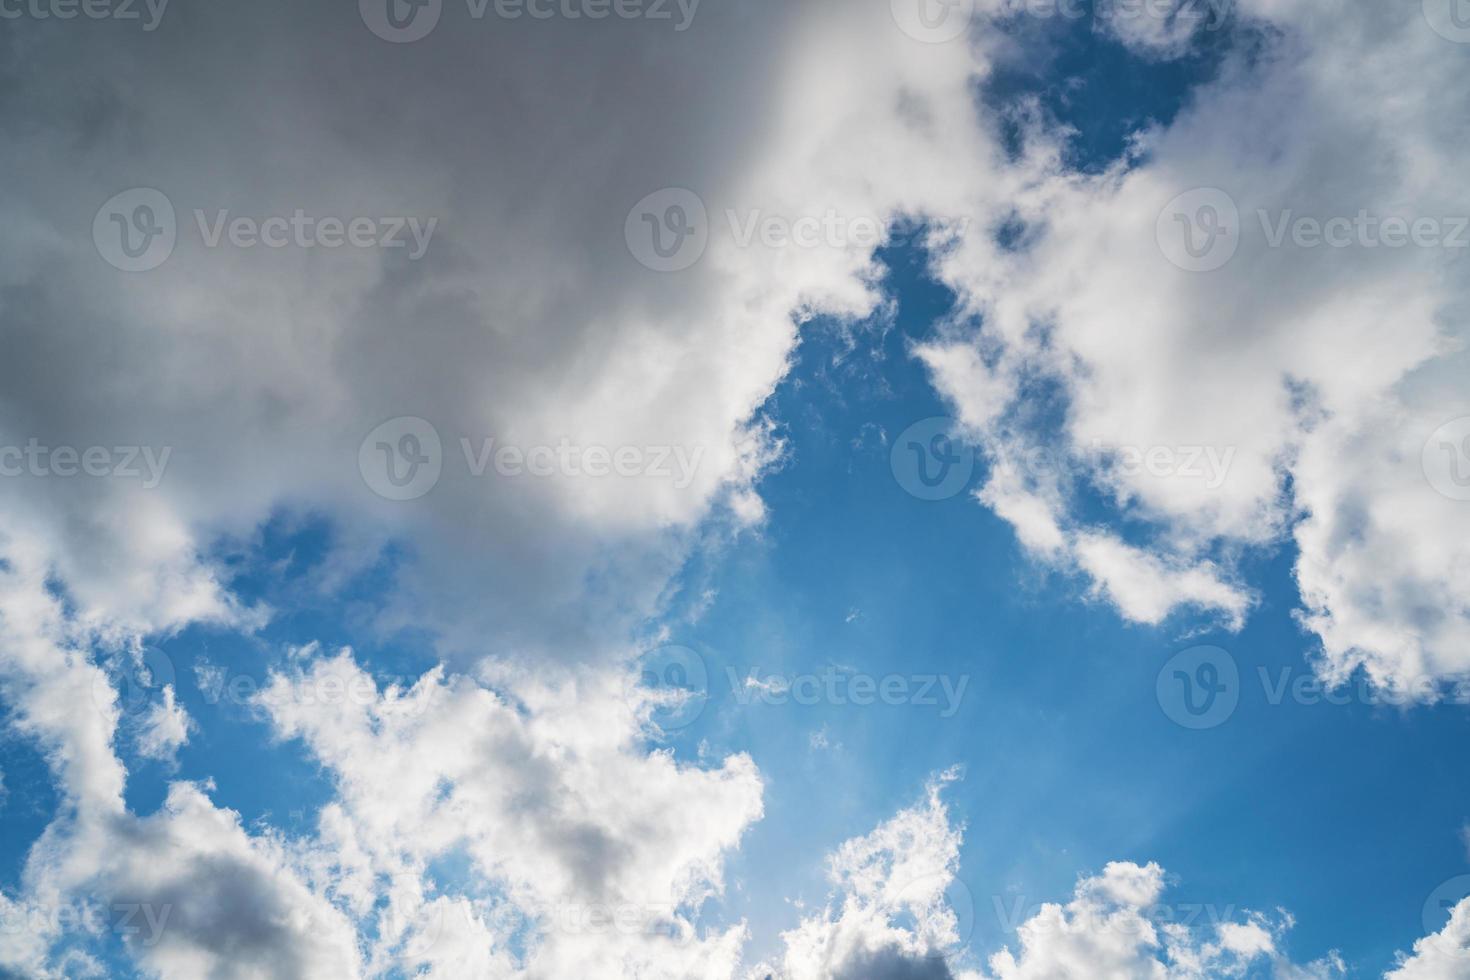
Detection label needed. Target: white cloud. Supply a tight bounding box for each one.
[257,647,764,977]
[0,0,1012,659]
[920,0,1470,687]
[983,861,1336,979]
[134,684,193,763]
[1387,898,1470,979]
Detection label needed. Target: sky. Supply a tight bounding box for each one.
[1,0,1470,977]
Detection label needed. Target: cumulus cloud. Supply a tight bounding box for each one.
[0,0,1014,659]
[756,770,974,980]
[133,684,192,763]
[2,0,1467,976]
[985,861,1342,979]
[920,0,1470,688]
[1387,896,1470,979]
[257,647,764,977]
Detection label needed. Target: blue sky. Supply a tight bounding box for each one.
[3,0,1470,977]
